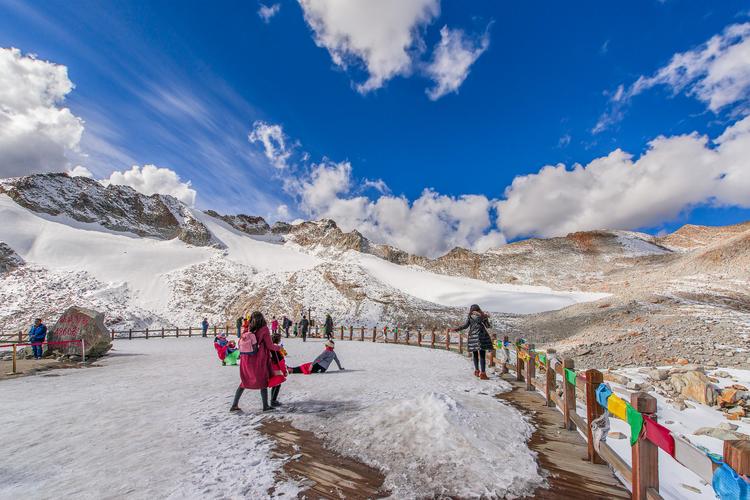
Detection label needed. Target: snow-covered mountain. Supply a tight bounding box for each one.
[1,172,747,366]
[0,173,605,332]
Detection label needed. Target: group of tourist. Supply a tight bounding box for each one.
[216,311,345,412]
[210,304,492,412]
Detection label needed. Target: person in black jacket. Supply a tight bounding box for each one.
[299,315,309,342]
[451,304,493,380]
[324,314,334,340]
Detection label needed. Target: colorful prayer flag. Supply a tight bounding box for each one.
[607,394,627,421]
[643,415,675,456]
[625,403,644,446]
[564,368,577,386]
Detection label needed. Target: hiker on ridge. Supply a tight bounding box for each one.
[450,304,493,380]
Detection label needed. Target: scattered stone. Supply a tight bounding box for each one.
[680,484,702,494]
[669,370,719,406]
[48,306,112,358]
[647,368,669,381]
[676,358,689,365]
[694,427,750,441]
[718,422,739,431]
[626,381,643,391]
[714,371,731,378]
[603,371,630,386]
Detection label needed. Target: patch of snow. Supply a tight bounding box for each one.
[350,251,609,314]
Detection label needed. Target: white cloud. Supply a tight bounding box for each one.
[67,165,93,178]
[258,3,281,23]
[425,26,489,100]
[596,22,750,132]
[248,120,291,169]
[102,165,197,206]
[498,116,750,239]
[275,204,290,220]
[295,160,504,257]
[0,47,84,177]
[298,0,440,93]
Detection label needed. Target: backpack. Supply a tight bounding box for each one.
[240,331,259,355]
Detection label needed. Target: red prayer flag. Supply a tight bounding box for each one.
[643,415,675,457]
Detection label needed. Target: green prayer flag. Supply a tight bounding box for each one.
[626,403,644,446]
[564,368,576,386]
[538,353,547,364]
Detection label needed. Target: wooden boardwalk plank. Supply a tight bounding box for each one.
[498,375,631,499]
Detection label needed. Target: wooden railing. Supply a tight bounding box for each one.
[496,336,749,500]
[6,321,746,499]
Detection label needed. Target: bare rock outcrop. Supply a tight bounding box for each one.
[204,210,271,235]
[0,173,213,246]
[0,242,23,274]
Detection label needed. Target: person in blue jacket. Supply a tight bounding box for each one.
[201,317,209,337]
[28,318,47,360]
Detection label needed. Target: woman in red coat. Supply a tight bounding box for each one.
[230,311,281,412]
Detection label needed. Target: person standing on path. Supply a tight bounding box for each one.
[236,316,243,337]
[230,311,281,412]
[324,314,334,340]
[282,315,291,338]
[201,317,209,337]
[28,318,47,360]
[299,315,309,342]
[450,304,493,380]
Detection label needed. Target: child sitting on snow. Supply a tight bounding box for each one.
[224,340,239,366]
[289,340,344,374]
[214,332,229,365]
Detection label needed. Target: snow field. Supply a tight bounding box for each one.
[0,337,542,499]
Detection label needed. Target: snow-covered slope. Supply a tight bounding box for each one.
[0,187,605,331]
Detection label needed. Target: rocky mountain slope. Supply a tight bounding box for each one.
[0,173,214,246]
[0,173,747,370]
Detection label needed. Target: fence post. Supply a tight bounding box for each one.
[18,331,22,342]
[340,326,344,340]
[431,329,436,348]
[372,326,376,342]
[445,330,450,350]
[724,441,750,477]
[515,340,524,382]
[360,326,364,341]
[562,358,576,431]
[145,327,149,339]
[417,329,422,345]
[161,327,165,338]
[545,348,557,407]
[188,326,192,337]
[631,392,658,500]
[214,325,217,336]
[458,333,463,354]
[111,329,115,340]
[405,329,410,344]
[315,326,319,337]
[383,327,388,344]
[12,344,17,374]
[176,327,180,338]
[349,326,353,340]
[526,344,535,391]
[585,369,605,463]
[129,328,132,340]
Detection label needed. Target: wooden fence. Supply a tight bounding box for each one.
[4,322,748,499]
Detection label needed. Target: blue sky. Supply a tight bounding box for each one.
[1,0,750,256]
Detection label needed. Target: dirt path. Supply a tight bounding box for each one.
[261,419,388,499]
[0,357,81,380]
[497,375,630,499]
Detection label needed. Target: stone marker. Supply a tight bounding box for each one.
[48,306,112,357]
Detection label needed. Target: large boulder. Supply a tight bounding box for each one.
[48,306,112,358]
[669,370,719,406]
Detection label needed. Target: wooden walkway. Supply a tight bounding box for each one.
[498,375,630,499]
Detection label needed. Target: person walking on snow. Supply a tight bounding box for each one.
[201,317,209,337]
[271,316,279,335]
[324,314,334,340]
[450,304,493,380]
[282,315,291,338]
[299,315,309,342]
[289,340,344,374]
[28,318,47,360]
[230,311,282,412]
